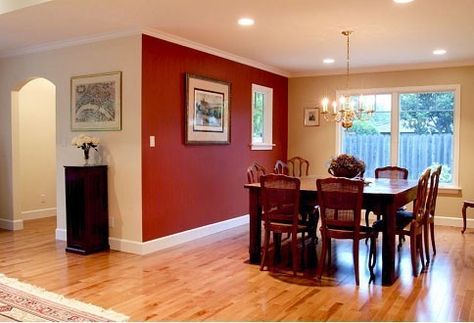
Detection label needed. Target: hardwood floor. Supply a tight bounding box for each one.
[0,217,473,321]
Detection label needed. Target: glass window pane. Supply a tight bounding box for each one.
[252,92,264,143]
[341,94,392,177]
[399,91,455,183]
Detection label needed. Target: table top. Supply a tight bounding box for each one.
[244,176,418,196]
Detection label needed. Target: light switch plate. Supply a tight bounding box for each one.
[150,136,155,147]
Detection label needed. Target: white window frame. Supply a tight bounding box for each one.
[335,84,461,190]
[251,84,274,150]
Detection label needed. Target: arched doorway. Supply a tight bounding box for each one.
[11,77,56,231]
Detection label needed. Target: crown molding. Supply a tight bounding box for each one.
[141,28,290,78]
[0,28,142,58]
[289,60,474,78]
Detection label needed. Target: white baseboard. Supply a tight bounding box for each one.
[21,208,56,221]
[55,228,66,241]
[0,218,23,231]
[436,215,473,228]
[55,215,249,255]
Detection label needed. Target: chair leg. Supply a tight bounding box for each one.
[410,229,418,277]
[365,210,371,244]
[430,222,436,255]
[368,235,377,284]
[424,221,431,266]
[317,232,327,280]
[327,238,332,270]
[260,228,270,271]
[365,209,371,227]
[353,240,360,286]
[300,231,306,269]
[291,231,298,276]
[274,233,282,264]
[313,209,320,244]
[398,234,404,250]
[418,233,426,273]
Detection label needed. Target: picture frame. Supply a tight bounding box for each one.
[71,71,122,131]
[185,74,231,144]
[304,107,320,127]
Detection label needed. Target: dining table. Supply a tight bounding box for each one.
[244,176,418,286]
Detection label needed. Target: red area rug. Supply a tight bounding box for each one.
[0,274,128,321]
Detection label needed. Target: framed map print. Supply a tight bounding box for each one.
[71,71,122,131]
[185,74,231,144]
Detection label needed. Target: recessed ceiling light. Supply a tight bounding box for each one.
[433,49,447,55]
[323,58,335,64]
[393,0,414,3]
[238,17,255,26]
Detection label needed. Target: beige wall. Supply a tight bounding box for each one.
[0,35,142,242]
[18,78,56,214]
[289,65,474,219]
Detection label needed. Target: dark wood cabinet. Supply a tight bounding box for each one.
[64,165,109,254]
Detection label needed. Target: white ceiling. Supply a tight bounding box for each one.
[1,0,473,76]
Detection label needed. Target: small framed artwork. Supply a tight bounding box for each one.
[185,74,231,144]
[71,71,122,131]
[304,107,320,127]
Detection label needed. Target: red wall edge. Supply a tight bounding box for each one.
[141,35,288,241]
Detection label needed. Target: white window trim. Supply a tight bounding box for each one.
[335,84,461,188]
[251,84,274,151]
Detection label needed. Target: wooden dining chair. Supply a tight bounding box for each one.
[274,160,289,175]
[287,156,310,177]
[424,165,442,266]
[260,174,313,275]
[247,162,267,184]
[373,168,431,277]
[365,166,409,227]
[316,177,377,285]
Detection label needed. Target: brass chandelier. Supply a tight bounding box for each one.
[321,31,375,129]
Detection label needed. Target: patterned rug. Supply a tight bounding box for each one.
[0,274,128,321]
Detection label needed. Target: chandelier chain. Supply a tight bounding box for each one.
[344,30,352,90]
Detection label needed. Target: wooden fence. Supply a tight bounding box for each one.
[343,133,453,180]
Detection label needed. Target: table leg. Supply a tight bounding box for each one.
[382,202,397,286]
[249,187,261,264]
[462,203,467,233]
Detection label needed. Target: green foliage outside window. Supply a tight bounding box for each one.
[400,92,454,134]
[345,120,379,135]
[253,92,264,140]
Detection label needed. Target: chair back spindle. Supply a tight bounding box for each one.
[287,156,310,177]
[247,162,267,184]
[375,166,409,179]
[274,160,289,175]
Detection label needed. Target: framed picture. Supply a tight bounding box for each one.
[304,107,320,127]
[71,71,122,131]
[185,74,231,144]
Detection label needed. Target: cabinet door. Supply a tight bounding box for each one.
[65,169,87,250]
[65,166,109,254]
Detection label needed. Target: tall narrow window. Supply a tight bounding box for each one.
[252,91,265,143]
[339,85,459,187]
[251,84,273,150]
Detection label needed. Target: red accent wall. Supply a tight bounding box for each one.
[142,35,288,241]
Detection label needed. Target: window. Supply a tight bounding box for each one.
[338,85,460,187]
[251,84,273,150]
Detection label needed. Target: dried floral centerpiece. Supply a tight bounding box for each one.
[72,134,100,165]
[328,153,365,178]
